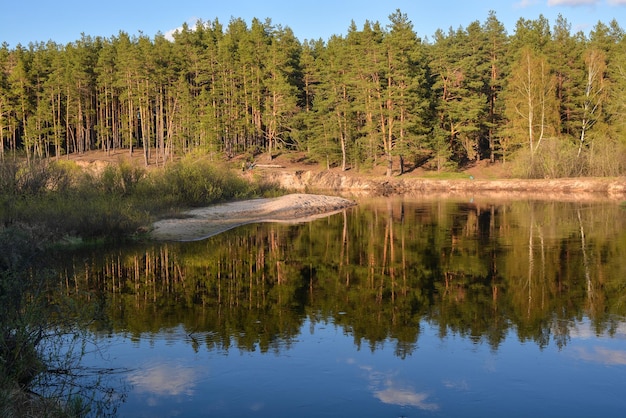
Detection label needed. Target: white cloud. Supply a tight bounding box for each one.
[607,0,626,5]
[547,0,599,5]
[163,27,181,42]
[374,387,439,410]
[443,379,470,391]
[568,320,626,340]
[514,0,540,8]
[164,17,201,41]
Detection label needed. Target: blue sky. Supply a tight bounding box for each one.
[2,0,625,47]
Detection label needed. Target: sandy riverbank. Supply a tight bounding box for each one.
[150,193,356,241]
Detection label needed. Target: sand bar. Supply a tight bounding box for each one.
[150,193,357,241]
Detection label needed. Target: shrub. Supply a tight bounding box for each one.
[585,135,626,177]
[0,156,281,242]
[99,161,145,196]
[511,139,579,179]
[141,157,258,208]
[0,227,47,394]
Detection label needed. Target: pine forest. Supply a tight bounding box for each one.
[1,10,626,178]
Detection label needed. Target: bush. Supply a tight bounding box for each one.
[585,135,626,177]
[0,227,47,402]
[510,136,626,179]
[511,139,579,178]
[140,157,259,209]
[0,156,281,242]
[99,161,145,196]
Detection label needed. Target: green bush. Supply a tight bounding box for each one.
[99,161,145,196]
[0,156,280,242]
[511,139,579,179]
[140,157,262,209]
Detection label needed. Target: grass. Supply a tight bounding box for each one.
[420,171,474,180]
[0,157,282,243]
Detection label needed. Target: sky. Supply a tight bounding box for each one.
[2,0,626,48]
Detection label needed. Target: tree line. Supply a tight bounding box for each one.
[1,10,626,177]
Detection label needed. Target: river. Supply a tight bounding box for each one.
[43,196,626,417]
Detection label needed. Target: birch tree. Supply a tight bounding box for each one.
[503,47,558,161]
[577,48,607,156]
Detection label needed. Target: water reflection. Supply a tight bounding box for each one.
[48,197,626,416]
[127,362,198,397]
[53,198,626,353]
[360,364,439,411]
[567,320,626,365]
[572,346,626,365]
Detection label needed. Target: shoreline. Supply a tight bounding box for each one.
[257,170,626,200]
[151,176,626,241]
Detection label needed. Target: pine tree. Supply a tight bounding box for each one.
[170,22,206,154]
[262,23,301,161]
[349,21,385,170]
[384,9,427,175]
[311,34,350,169]
[0,43,10,159]
[64,35,100,156]
[7,46,33,161]
[291,38,322,155]
[548,15,583,140]
[430,25,488,167]
[24,42,48,159]
[483,11,508,162]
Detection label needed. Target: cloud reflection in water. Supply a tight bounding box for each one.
[572,347,626,365]
[127,362,199,397]
[374,387,439,411]
[357,363,439,411]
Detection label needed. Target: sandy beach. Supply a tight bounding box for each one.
[150,193,357,241]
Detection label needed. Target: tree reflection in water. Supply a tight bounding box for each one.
[39,197,626,416]
[52,197,626,355]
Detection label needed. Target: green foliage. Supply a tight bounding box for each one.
[0,230,45,396]
[0,227,54,413]
[0,160,69,197]
[139,157,271,209]
[510,138,579,178]
[0,11,625,176]
[0,158,280,243]
[98,161,145,196]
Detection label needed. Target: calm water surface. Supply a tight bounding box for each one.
[52,197,626,417]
